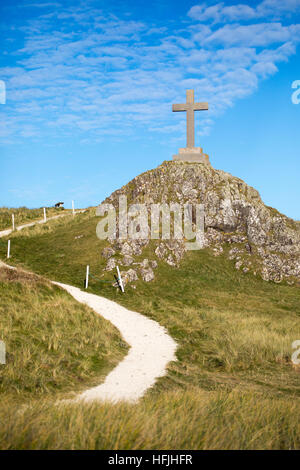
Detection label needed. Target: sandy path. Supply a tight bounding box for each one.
[0,214,66,238]
[54,281,177,403]
[0,210,86,238]
[1,260,177,403]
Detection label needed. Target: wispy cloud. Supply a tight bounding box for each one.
[23,2,62,8]
[188,0,300,23]
[1,0,300,144]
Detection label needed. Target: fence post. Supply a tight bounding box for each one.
[43,207,47,222]
[0,341,5,365]
[85,265,89,289]
[116,265,124,293]
[12,214,15,231]
[7,240,10,259]
[72,200,75,216]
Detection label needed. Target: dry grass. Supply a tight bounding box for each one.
[1,208,300,448]
[0,389,299,450]
[0,266,128,401]
[0,206,69,231]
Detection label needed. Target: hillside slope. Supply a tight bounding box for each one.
[0,264,127,402]
[0,206,68,231]
[1,206,300,398]
[103,160,300,285]
[1,250,300,449]
[1,162,300,448]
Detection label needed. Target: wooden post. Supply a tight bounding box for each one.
[7,240,10,259]
[43,207,47,222]
[0,341,5,365]
[85,265,89,289]
[72,200,75,216]
[116,265,124,293]
[12,214,15,231]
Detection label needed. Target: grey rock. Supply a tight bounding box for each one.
[140,258,149,268]
[166,254,176,266]
[212,245,223,256]
[235,260,243,270]
[155,243,168,260]
[122,268,139,283]
[129,269,139,282]
[140,267,155,282]
[122,255,134,266]
[106,257,116,271]
[100,160,300,285]
[102,247,116,259]
[121,242,133,256]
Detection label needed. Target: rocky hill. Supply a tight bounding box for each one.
[101,160,300,286]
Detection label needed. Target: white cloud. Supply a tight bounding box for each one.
[251,61,278,78]
[23,2,62,8]
[188,3,256,22]
[204,23,299,47]
[188,0,300,23]
[257,0,300,16]
[1,1,300,144]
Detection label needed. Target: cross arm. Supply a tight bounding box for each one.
[172,102,209,112]
[172,103,187,112]
[194,102,209,111]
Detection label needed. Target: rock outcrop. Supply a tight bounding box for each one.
[100,160,300,286]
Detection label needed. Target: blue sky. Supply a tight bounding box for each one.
[0,0,300,219]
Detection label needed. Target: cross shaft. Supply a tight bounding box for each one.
[172,90,208,148]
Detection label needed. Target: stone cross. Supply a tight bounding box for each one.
[172,90,208,148]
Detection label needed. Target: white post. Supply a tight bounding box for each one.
[7,240,10,259]
[72,200,75,216]
[116,265,124,293]
[43,207,47,222]
[0,341,5,365]
[12,214,15,231]
[85,265,89,289]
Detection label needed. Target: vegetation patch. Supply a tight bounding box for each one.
[1,209,300,449]
[0,266,128,401]
[0,206,69,231]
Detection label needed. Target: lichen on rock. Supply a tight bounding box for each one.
[99,160,300,286]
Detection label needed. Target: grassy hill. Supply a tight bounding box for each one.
[0,264,128,431]
[0,208,300,449]
[0,206,70,231]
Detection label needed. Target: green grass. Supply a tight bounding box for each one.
[1,208,300,449]
[0,206,70,231]
[2,209,299,395]
[1,390,300,450]
[0,208,106,286]
[0,265,128,402]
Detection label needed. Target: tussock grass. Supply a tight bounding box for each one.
[0,266,128,400]
[0,389,299,449]
[1,208,300,448]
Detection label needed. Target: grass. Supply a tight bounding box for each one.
[0,265,128,402]
[0,390,299,450]
[0,206,70,231]
[1,208,300,449]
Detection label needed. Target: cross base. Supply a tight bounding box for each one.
[172,147,210,165]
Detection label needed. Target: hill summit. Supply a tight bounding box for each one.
[100,160,300,286]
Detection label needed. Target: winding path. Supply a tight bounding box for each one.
[54,282,177,403]
[1,259,177,403]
